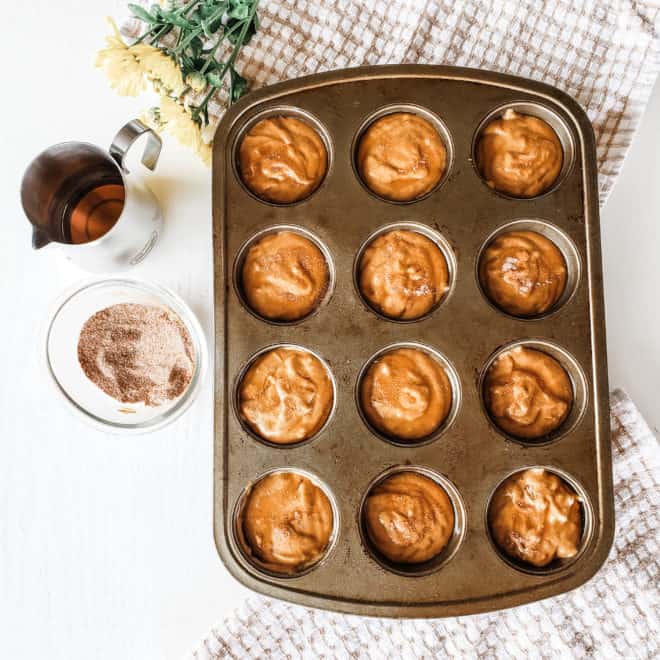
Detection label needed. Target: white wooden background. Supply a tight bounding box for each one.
[1,2,658,659]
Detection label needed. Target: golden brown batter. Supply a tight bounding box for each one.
[241,231,329,322]
[239,116,328,204]
[239,471,334,574]
[358,229,449,320]
[476,109,563,197]
[364,472,455,564]
[238,347,333,444]
[357,112,447,201]
[479,230,567,317]
[489,468,582,567]
[484,346,573,439]
[360,347,452,441]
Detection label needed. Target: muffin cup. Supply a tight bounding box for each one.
[472,101,575,199]
[232,105,333,206]
[476,218,581,320]
[232,468,341,579]
[479,339,588,445]
[232,343,337,448]
[358,465,466,577]
[353,221,457,323]
[351,103,454,204]
[233,224,336,325]
[485,466,594,576]
[356,341,461,446]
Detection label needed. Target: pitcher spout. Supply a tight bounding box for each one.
[32,228,51,250]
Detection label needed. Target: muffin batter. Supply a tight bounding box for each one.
[479,230,567,317]
[489,468,582,567]
[363,472,454,564]
[476,109,563,197]
[360,347,452,441]
[484,346,573,439]
[239,471,334,574]
[239,116,328,204]
[358,229,449,320]
[241,230,329,322]
[238,347,333,444]
[357,112,447,201]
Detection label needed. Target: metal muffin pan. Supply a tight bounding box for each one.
[213,65,614,617]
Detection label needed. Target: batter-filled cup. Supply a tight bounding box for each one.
[356,111,448,202]
[238,228,332,323]
[483,345,573,440]
[238,115,328,204]
[475,108,563,198]
[237,345,334,445]
[359,345,455,443]
[236,470,336,575]
[357,227,450,321]
[488,467,583,569]
[478,230,567,317]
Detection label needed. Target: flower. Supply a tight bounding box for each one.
[95,18,146,96]
[158,96,212,165]
[131,44,185,97]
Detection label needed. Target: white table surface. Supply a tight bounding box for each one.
[1,2,658,659]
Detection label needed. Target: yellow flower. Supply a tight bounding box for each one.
[131,44,185,97]
[95,18,146,96]
[158,96,212,165]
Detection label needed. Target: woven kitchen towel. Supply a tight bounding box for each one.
[123,0,660,204]
[192,389,659,659]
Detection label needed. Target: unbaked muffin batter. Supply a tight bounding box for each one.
[238,347,333,444]
[239,471,334,574]
[358,229,449,320]
[357,112,447,201]
[239,116,328,204]
[360,347,452,441]
[479,230,567,317]
[241,230,329,322]
[363,471,454,564]
[476,109,563,197]
[484,346,573,439]
[489,468,581,567]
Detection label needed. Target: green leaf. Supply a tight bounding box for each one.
[128,3,158,23]
[160,9,195,29]
[228,4,249,20]
[207,71,225,88]
[229,66,248,103]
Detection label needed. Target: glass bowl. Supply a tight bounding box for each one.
[44,278,207,434]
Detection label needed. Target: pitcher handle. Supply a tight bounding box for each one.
[109,119,162,174]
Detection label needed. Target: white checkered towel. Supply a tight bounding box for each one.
[122,2,660,657]
[193,389,659,659]
[123,0,660,204]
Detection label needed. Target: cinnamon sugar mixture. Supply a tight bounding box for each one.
[77,303,195,406]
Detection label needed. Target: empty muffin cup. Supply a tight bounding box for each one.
[357,342,460,445]
[473,102,574,199]
[486,466,593,574]
[481,339,587,444]
[234,469,339,577]
[359,466,466,576]
[354,222,456,322]
[234,225,335,324]
[235,107,331,205]
[234,344,336,447]
[353,104,452,203]
[477,219,581,319]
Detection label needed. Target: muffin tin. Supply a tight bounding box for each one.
[212,65,614,617]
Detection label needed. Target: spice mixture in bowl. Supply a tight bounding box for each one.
[45,278,206,433]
